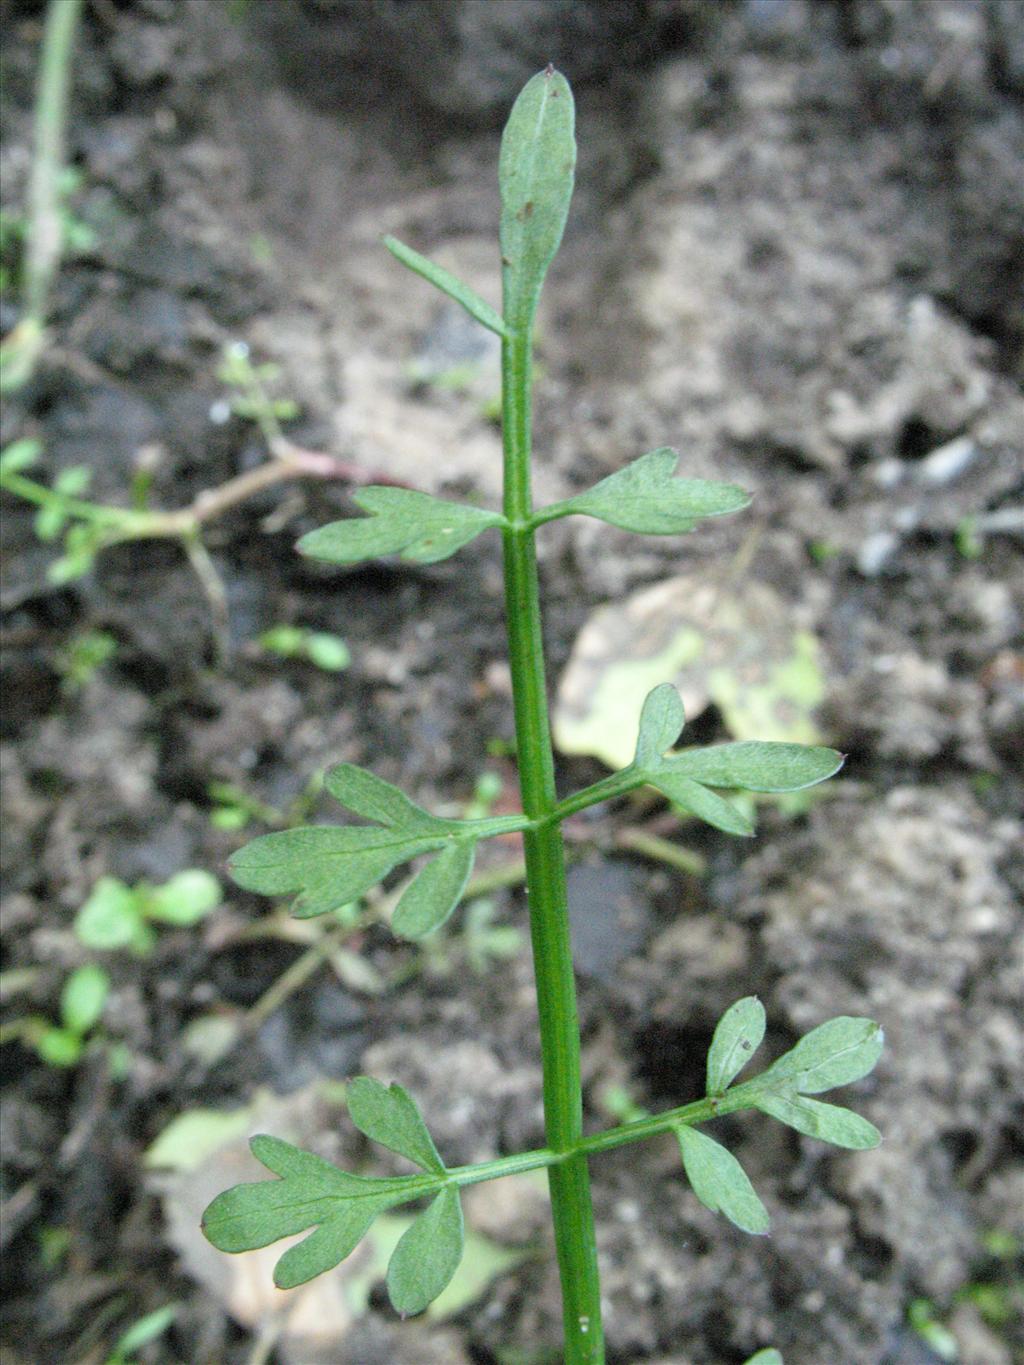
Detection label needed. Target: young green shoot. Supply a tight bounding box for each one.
[201,70,882,1364]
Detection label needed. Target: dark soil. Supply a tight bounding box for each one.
[2,3,1022,1364]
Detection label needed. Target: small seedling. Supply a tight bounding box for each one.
[75,870,222,955]
[215,340,300,446]
[258,623,350,673]
[54,628,118,693]
[102,1304,178,1365]
[202,72,882,1363]
[0,963,110,1068]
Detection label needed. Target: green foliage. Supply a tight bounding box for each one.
[202,69,883,1361]
[908,1299,959,1361]
[230,762,525,934]
[384,236,507,338]
[346,1077,445,1174]
[387,1185,465,1316]
[706,996,766,1097]
[75,871,222,953]
[499,67,576,331]
[28,963,111,1068]
[0,166,97,295]
[0,438,41,475]
[59,963,109,1035]
[104,1304,177,1365]
[259,624,350,672]
[587,682,843,836]
[298,487,506,567]
[54,628,117,692]
[202,1084,466,1312]
[755,1016,884,1094]
[676,1124,770,1235]
[217,341,299,426]
[536,448,750,536]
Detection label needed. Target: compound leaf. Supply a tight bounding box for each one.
[646,770,754,837]
[201,1134,415,1283]
[499,67,576,330]
[634,682,686,765]
[391,839,477,941]
[229,826,450,918]
[325,763,445,830]
[384,236,508,339]
[667,741,843,792]
[539,448,750,535]
[707,996,766,1096]
[758,1017,884,1095]
[387,1184,465,1316]
[676,1125,770,1235]
[299,487,505,567]
[754,1091,881,1150]
[347,1078,445,1175]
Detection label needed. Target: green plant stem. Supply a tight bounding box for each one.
[444,1083,761,1189]
[501,323,604,1362]
[26,0,84,323]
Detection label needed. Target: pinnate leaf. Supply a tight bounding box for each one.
[499,67,576,330]
[230,825,450,918]
[668,740,843,792]
[201,1134,414,1281]
[391,840,477,940]
[633,681,686,764]
[595,682,845,837]
[346,1078,446,1174]
[384,236,508,338]
[758,1017,884,1095]
[707,996,766,1096]
[754,1091,881,1149]
[676,1125,770,1235]
[229,764,523,923]
[298,488,505,567]
[387,1184,465,1316]
[539,448,750,536]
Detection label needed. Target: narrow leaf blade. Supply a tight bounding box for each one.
[676,1125,770,1235]
[391,840,476,941]
[755,1091,881,1150]
[647,771,754,836]
[384,236,508,338]
[273,1204,380,1289]
[668,741,844,792]
[499,68,576,329]
[634,682,686,765]
[759,1017,884,1095]
[346,1077,445,1174]
[387,1185,465,1316]
[324,763,444,830]
[544,448,750,535]
[707,997,766,1096]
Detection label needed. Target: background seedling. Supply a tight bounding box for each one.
[201,70,883,1363]
[0,963,110,1069]
[75,870,222,955]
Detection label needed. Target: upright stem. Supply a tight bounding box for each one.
[26,0,84,325]
[501,327,605,1363]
